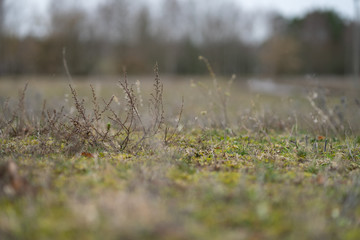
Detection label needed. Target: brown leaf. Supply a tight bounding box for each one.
[317,136,326,141]
[81,152,94,158]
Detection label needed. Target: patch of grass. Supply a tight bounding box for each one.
[1,71,360,239]
[1,129,359,239]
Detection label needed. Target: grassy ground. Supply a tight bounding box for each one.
[0,74,360,239]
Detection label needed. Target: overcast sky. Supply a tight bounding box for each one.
[242,0,355,18]
[14,0,356,18]
[23,0,356,17]
[6,0,357,37]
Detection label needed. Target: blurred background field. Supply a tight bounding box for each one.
[1,0,360,123]
[0,0,359,77]
[1,74,359,137]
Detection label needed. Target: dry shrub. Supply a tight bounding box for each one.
[0,83,34,137]
[0,64,183,155]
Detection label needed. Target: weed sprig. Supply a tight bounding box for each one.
[0,64,183,155]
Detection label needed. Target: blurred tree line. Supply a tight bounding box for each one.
[0,0,356,76]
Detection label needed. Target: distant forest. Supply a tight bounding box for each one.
[0,0,357,76]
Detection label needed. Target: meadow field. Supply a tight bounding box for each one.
[0,71,360,239]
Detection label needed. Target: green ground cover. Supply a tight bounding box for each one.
[1,72,360,239]
[1,131,360,240]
